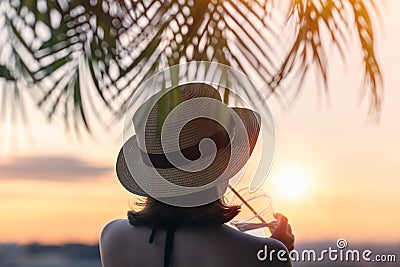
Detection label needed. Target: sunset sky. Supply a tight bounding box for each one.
[1,1,399,245]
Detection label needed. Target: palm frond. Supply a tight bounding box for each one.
[272,0,382,113]
[0,0,384,132]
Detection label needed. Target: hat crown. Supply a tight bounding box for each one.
[133,83,233,154]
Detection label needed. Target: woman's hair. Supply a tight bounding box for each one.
[128,197,240,228]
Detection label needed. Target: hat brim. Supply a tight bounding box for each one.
[116,107,261,198]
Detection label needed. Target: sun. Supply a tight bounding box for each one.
[271,165,310,200]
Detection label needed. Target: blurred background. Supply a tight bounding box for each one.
[0,0,399,266]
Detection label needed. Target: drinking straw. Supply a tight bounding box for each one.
[229,185,267,225]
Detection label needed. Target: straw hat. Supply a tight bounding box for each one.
[116,83,261,201]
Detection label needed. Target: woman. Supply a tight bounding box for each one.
[100,83,294,267]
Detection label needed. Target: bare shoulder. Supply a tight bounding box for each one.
[100,218,132,240]
[215,225,292,266]
[99,219,136,267]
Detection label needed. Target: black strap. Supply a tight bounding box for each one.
[148,227,175,267]
[164,227,175,267]
[149,226,158,244]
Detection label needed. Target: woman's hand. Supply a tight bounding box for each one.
[270,213,295,251]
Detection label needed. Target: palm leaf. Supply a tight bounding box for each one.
[0,0,384,132]
[273,0,382,113]
[0,65,15,81]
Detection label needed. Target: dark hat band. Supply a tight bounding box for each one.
[140,127,231,169]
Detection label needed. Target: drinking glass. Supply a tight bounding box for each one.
[228,187,276,237]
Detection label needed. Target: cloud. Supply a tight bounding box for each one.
[0,156,113,180]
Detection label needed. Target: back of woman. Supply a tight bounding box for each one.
[100,219,291,267]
